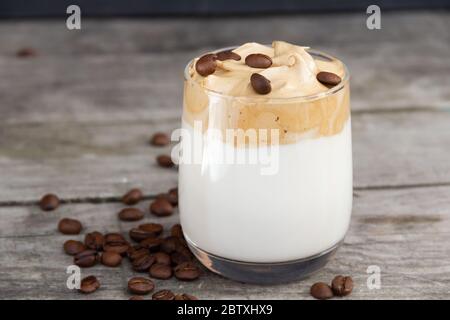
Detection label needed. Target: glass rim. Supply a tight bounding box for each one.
[183,46,350,102]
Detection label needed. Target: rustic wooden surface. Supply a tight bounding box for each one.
[0,12,449,300]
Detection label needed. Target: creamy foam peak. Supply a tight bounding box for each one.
[190,41,345,98]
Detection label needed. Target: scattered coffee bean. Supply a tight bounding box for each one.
[156,192,178,207]
[16,47,37,58]
[58,218,82,235]
[310,282,333,300]
[216,50,241,61]
[150,132,170,147]
[168,188,178,205]
[39,193,60,211]
[129,228,156,242]
[140,237,163,252]
[128,247,150,261]
[175,293,198,300]
[138,223,163,236]
[122,188,143,205]
[152,289,175,300]
[104,233,125,243]
[245,53,272,68]
[171,223,184,239]
[118,208,144,221]
[103,241,129,256]
[150,198,174,217]
[331,275,353,297]
[154,252,171,265]
[79,275,100,294]
[250,73,271,95]
[128,277,155,295]
[63,240,86,256]
[101,251,122,267]
[160,236,180,254]
[195,53,217,77]
[129,296,144,300]
[150,263,173,280]
[174,262,200,281]
[84,231,104,251]
[171,251,191,266]
[316,71,342,86]
[132,254,156,272]
[156,155,174,168]
[74,250,98,268]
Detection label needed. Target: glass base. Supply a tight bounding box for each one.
[187,238,343,285]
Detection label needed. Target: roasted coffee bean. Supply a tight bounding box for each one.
[150,263,173,280]
[152,289,175,300]
[129,296,144,300]
[140,237,163,252]
[101,251,122,267]
[170,251,191,266]
[331,275,353,297]
[175,293,198,300]
[216,50,241,61]
[156,154,174,168]
[84,231,104,251]
[160,236,180,254]
[156,192,178,207]
[58,218,82,235]
[245,53,272,68]
[129,228,156,242]
[128,277,154,295]
[150,198,174,217]
[104,233,125,243]
[250,73,271,95]
[195,53,217,77]
[310,282,334,300]
[122,188,143,205]
[118,208,144,221]
[174,262,200,281]
[168,188,178,205]
[316,71,342,86]
[39,193,60,211]
[63,240,86,256]
[138,223,163,236]
[16,47,37,58]
[171,223,184,239]
[154,252,171,265]
[132,254,156,272]
[150,132,170,147]
[128,247,150,261]
[103,241,129,256]
[79,275,100,294]
[74,250,98,268]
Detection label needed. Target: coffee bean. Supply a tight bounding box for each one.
[128,277,154,295]
[122,188,143,205]
[310,282,333,300]
[331,275,353,297]
[160,236,180,254]
[195,53,217,77]
[84,231,104,251]
[128,247,150,261]
[216,50,241,61]
[140,237,163,252]
[250,73,271,95]
[104,233,125,243]
[174,262,200,281]
[149,263,173,280]
[79,275,100,294]
[118,208,144,221]
[171,223,184,238]
[16,47,37,58]
[103,241,129,256]
[63,240,86,256]
[168,188,178,205]
[245,53,272,68]
[156,192,178,207]
[154,252,171,265]
[175,293,198,300]
[152,289,175,300]
[39,193,60,211]
[156,154,174,168]
[170,251,191,266]
[129,228,156,242]
[58,218,82,235]
[132,254,156,272]
[101,251,122,267]
[74,250,98,268]
[129,296,144,300]
[138,223,163,236]
[150,198,174,217]
[150,132,170,147]
[316,71,342,86]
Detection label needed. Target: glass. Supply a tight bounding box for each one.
[178,47,352,284]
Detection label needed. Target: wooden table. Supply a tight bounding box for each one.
[1,12,449,300]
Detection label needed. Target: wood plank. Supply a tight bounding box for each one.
[1,185,449,299]
[1,110,450,203]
